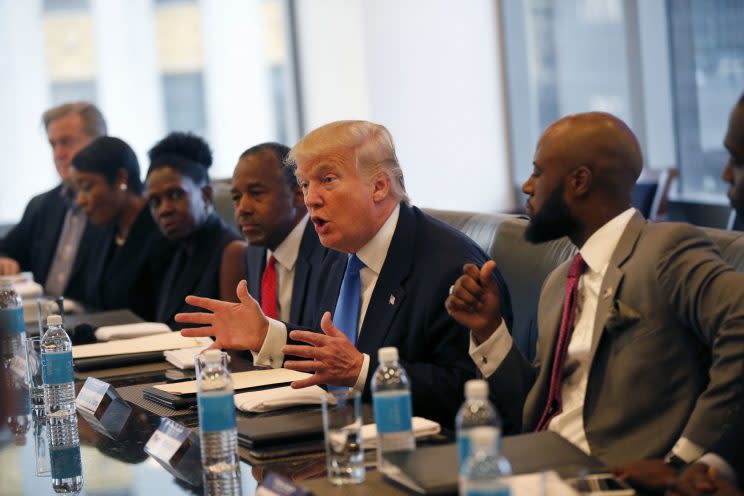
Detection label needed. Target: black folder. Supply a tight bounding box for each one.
[383,431,605,495]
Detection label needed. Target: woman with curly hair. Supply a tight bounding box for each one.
[145,132,245,329]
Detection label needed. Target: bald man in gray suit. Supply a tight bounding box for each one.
[446,112,744,476]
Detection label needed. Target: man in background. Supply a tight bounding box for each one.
[0,102,107,299]
[229,142,329,326]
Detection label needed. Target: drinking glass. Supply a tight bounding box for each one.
[25,336,44,411]
[321,390,364,485]
[36,296,64,337]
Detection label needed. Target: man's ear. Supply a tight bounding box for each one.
[292,184,305,208]
[201,184,214,205]
[371,172,392,203]
[570,166,592,197]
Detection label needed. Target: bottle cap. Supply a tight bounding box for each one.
[204,349,223,363]
[470,426,498,450]
[465,379,488,399]
[378,346,398,362]
[46,314,62,326]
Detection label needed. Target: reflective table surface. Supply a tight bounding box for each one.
[1,357,339,496]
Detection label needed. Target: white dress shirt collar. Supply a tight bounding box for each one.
[355,204,400,274]
[579,207,636,275]
[268,214,309,271]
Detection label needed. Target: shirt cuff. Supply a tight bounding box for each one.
[250,317,286,368]
[670,437,705,464]
[698,453,738,484]
[469,320,512,378]
[352,353,370,392]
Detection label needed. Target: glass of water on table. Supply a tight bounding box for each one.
[321,389,365,485]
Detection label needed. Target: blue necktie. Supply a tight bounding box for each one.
[334,254,365,345]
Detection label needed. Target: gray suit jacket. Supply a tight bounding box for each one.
[492,212,744,465]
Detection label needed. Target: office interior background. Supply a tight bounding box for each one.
[1,0,743,227]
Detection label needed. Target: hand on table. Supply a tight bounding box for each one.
[0,256,20,276]
[176,279,269,352]
[445,260,504,344]
[667,463,743,496]
[282,311,364,389]
[611,459,677,493]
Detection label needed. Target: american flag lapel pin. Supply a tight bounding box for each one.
[602,287,613,299]
[389,294,396,305]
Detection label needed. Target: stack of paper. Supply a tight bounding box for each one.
[235,385,328,412]
[164,345,212,369]
[362,417,441,448]
[153,368,312,395]
[72,333,213,359]
[94,322,171,342]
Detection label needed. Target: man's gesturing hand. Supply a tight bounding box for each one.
[282,311,364,389]
[177,279,269,352]
[445,260,504,344]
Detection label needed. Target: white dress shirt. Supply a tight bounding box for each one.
[470,207,703,462]
[267,215,309,322]
[254,205,401,392]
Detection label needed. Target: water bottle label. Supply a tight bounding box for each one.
[373,391,413,433]
[50,446,82,479]
[458,435,472,471]
[0,308,25,336]
[466,488,510,496]
[42,350,74,385]
[198,391,236,432]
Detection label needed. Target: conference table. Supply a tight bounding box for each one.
[2,343,455,495]
[2,310,615,495]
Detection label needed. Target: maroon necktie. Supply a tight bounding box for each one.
[261,255,278,319]
[535,253,587,431]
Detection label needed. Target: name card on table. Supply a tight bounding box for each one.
[75,376,132,438]
[256,473,313,496]
[144,417,202,487]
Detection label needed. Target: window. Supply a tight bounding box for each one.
[668,0,744,201]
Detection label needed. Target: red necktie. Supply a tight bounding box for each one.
[535,253,587,431]
[261,255,278,319]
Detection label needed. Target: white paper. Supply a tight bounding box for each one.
[234,385,328,412]
[504,471,579,496]
[361,417,441,449]
[72,332,213,359]
[164,345,211,370]
[94,322,171,342]
[153,368,312,395]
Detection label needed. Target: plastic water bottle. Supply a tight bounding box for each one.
[0,279,27,369]
[371,346,415,473]
[41,314,83,493]
[196,349,241,495]
[460,427,512,496]
[456,379,502,471]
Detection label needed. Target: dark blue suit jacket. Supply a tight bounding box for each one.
[244,219,331,327]
[0,184,103,299]
[288,203,514,429]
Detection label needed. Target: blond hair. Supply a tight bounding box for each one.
[288,120,409,203]
[42,101,107,138]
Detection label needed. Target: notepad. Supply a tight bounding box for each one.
[72,332,212,359]
[95,322,171,341]
[153,368,312,395]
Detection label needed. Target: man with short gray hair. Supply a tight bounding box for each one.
[0,101,107,299]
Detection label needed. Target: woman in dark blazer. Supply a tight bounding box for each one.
[70,137,171,320]
[145,132,245,329]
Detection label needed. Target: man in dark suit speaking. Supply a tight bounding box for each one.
[447,112,744,467]
[177,120,515,426]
